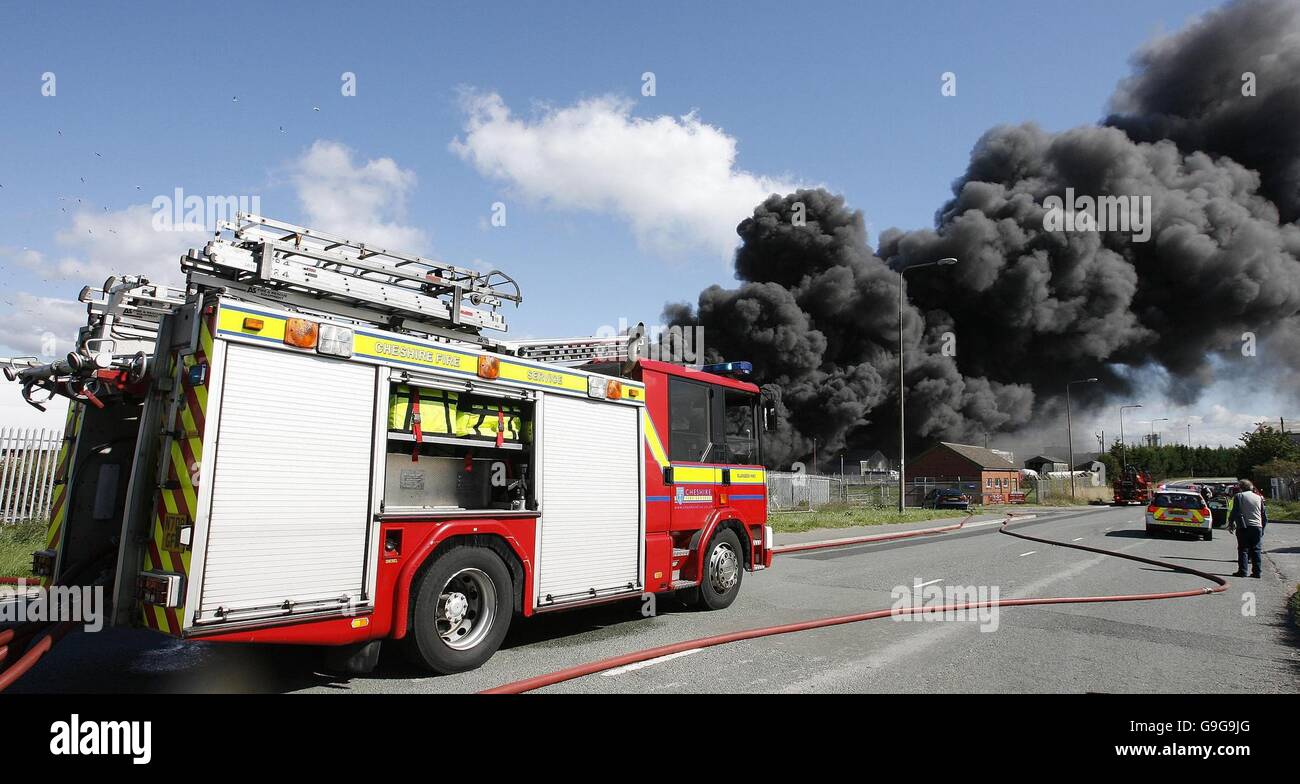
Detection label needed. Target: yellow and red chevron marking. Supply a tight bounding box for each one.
[140,314,213,634]
[1151,507,1204,524]
[42,403,85,588]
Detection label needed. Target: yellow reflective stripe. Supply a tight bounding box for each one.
[217,306,288,341]
[497,361,587,393]
[200,316,215,359]
[672,465,721,484]
[730,468,766,484]
[643,411,669,468]
[220,305,646,398]
[355,332,476,373]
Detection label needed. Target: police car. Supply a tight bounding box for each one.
[1145,489,1214,540]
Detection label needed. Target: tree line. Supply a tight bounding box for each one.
[1095,425,1300,490]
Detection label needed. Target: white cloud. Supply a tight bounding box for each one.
[290,140,427,251]
[450,91,802,259]
[4,206,208,290]
[0,292,87,359]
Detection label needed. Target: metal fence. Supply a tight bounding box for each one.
[766,471,833,510]
[767,472,1035,511]
[0,427,62,523]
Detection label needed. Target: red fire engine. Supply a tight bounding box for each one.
[5,214,773,673]
[1113,464,1153,505]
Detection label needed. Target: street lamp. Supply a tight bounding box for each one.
[897,257,959,512]
[1065,378,1099,500]
[1119,404,1143,468]
[1187,422,1194,479]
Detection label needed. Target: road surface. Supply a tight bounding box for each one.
[10,506,1300,693]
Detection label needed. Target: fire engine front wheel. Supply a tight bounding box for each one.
[681,528,743,611]
[407,547,514,674]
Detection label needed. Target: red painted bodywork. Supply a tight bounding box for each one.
[633,362,768,586]
[186,360,770,647]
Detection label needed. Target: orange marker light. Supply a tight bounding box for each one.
[283,318,319,349]
[242,317,265,331]
[605,380,622,400]
[477,356,500,379]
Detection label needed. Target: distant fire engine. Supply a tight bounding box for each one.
[1113,464,1152,505]
[5,214,773,673]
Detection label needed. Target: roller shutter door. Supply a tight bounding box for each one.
[537,395,643,603]
[196,344,376,623]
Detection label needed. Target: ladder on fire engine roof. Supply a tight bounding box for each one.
[181,212,523,346]
[503,323,651,367]
[505,336,630,366]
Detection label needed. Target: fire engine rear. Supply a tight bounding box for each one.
[4,214,773,674]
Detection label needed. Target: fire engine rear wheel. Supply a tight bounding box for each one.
[407,547,513,674]
[691,528,743,611]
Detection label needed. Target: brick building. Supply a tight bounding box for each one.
[906,441,1023,505]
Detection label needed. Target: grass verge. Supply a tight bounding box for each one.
[1269,499,1300,521]
[768,505,969,534]
[0,519,45,578]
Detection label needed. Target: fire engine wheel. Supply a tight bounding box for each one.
[692,528,743,611]
[407,547,513,674]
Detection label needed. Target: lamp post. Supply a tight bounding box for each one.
[1065,378,1099,500]
[897,257,959,512]
[1187,422,1194,479]
[1119,404,1142,468]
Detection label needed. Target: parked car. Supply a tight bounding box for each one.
[923,488,970,510]
[1145,489,1213,540]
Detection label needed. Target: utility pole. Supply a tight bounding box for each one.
[1119,404,1142,468]
[1187,422,1194,479]
[1066,378,1099,501]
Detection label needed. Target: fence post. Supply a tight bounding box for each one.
[32,428,55,522]
[1,427,24,522]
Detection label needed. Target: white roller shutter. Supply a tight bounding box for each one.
[537,395,643,603]
[196,344,376,622]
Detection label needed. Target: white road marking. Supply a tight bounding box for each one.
[1072,537,1084,542]
[602,649,701,676]
[1018,551,1036,557]
[914,578,943,588]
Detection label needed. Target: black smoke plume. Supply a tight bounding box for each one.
[667,0,1300,469]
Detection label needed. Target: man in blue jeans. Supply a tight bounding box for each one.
[1227,479,1267,579]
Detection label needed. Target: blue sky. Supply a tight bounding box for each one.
[3,0,1271,444]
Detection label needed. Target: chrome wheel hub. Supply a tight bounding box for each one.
[436,568,496,651]
[709,543,739,593]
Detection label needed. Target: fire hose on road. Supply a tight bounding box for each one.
[480,512,1228,694]
[0,547,115,688]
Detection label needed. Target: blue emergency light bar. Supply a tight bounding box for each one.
[702,361,752,376]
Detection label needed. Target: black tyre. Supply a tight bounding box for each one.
[1202,530,1213,541]
[693,528,743,611]
[406,546,513,674]
[1145,525,1156,537]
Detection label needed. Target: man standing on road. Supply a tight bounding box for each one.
[1227,479,1267,579]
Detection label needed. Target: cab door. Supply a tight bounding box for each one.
[664,378,764,531]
